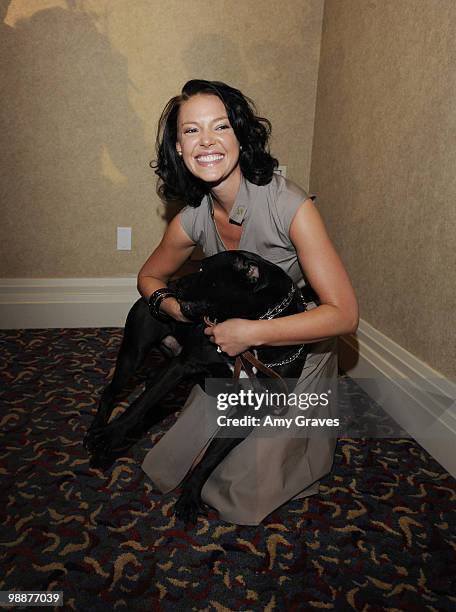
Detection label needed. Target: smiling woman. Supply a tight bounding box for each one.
[152,80,277,209]
[138,79,358,525]
[175,94,241,188]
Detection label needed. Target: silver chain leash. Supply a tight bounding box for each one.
[260,283,309,367]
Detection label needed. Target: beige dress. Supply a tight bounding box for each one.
[142,174,338,525]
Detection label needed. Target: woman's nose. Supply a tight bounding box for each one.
[199,130,215,147]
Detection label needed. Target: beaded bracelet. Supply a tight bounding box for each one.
[148,288,176,322]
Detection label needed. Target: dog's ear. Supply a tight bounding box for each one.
[233,256,267,292]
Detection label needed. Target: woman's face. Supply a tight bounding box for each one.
[175,93,241,187]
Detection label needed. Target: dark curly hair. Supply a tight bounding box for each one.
[151,79,278,207]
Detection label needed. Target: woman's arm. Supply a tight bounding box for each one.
[137,213,196,321]
[205,198,359,354]
[252,198,358,345]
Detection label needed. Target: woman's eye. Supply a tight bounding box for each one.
[184,127,197,134]
[216,124,230,130]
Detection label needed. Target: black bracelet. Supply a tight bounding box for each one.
[148,288,176,322]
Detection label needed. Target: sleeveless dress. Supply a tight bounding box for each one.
[141,173,338,525]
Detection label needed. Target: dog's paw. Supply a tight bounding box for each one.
[83,427,103,453]
[84,423,128,456]
[83,419,107,451]
[83,425,112,454]
[175,486,207,526]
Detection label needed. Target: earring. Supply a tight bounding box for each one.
[177,151,182,157]
[239,145,243,151]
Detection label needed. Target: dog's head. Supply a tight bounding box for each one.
[169,250,291,322]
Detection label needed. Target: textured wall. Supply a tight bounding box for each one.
[310,0,456,378]
[0,0,324,277]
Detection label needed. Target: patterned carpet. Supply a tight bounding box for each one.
[0,328,455,611]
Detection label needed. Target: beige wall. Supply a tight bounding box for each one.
[2,0,453,377]
[310,0,456,378]
[0,0,323,277]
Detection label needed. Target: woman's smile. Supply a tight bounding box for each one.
[176,93,241,188]
[195,152,225,167]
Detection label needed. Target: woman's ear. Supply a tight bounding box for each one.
[176,142,182,156]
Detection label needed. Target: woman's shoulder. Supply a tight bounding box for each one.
[258,173,314,235]
[179,197,211,242]
[269,173,314,202]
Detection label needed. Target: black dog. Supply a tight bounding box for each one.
[84,250,314,523]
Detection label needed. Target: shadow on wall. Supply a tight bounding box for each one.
[0,0,150,276]
[182,34,248,89]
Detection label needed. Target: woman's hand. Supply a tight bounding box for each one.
[160,296,192,323]
[204,319,257,356]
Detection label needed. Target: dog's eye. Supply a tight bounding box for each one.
[199,267,202,272]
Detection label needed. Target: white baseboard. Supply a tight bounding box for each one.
[0,277,139,328]
[340,320,456,477]
[1,278,455,476]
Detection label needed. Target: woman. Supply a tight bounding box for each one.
[139,80,358,525]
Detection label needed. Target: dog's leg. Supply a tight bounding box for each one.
[87,357,206,463]
[84,299,170,448]
[175,435,252,525]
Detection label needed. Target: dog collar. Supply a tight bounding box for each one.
[259,282,299,319]
[207,282,309,368]
[259,282,308,368]
[263,344,306,368]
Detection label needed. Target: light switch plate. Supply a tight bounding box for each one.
[117,227,132,250]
